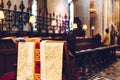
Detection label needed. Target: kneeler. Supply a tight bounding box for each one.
[17,38,40,80]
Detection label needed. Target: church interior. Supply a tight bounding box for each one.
[0,0,120,80]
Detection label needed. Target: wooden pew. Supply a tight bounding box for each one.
[74,44,120,79]
[1,36,119,80]
[0,39,17,75]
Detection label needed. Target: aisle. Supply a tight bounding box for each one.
[91,58,120,80]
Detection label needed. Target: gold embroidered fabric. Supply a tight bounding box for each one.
[41,40,64,80]
[17,39,64,80]
[17,42,35,80]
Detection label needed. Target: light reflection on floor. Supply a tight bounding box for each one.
[92,58,120,80]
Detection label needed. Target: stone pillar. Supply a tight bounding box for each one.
[115,0,120,32]
[37,0,48,15]
[92,0,103,36]
[74,0,90,37]
[47,0,68,16]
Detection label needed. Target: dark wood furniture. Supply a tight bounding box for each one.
[74,44,120,80]
[0,36,119,80]
[0,39,17,75]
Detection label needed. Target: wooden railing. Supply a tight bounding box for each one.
[0,0,70,36]
[0,0,86,38]
[74,45,120,79]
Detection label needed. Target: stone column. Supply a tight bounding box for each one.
[47,0,68,16]
[74,0,90,37]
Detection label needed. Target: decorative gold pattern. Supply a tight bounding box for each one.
[40,41,64,80]
[17,42,35,80]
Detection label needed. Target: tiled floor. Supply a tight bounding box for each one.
[91,58,120,80]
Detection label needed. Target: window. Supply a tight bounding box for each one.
[32,0,37,31]
[68,0,74,30]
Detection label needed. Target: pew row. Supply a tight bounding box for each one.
[74,44,120,79]
[0,37,120,80]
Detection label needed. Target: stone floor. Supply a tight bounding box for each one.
[91,58,120,80]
